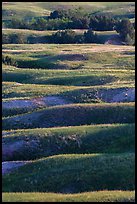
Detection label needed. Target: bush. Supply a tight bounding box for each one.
[116,18,135,45]
[4,33,28,44]
[2,55,18,67]
[84,29,100,43]
[2,34,10,44]
[51,29,100,44]
[89,15,117,31]
[52,29,76,43]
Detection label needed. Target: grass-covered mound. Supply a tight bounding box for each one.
[62,87,135,103]
[3,67,117,86]
[2,80,135,102]
[2,153,135,193]
[2,63,135,87]
[2,191,135,202]
[2,124,135,161]
[2,46,135,70]
[2,81,78,99]
[2,103,135,130]
[2,29,55,44]
[2,85,135,118]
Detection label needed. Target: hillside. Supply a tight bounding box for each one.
[2,2,135,20]
[2,2,135,202]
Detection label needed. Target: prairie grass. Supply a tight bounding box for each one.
[2,153,135,192]
[2,103,135,130]
[2,2,135,201]
[2,44,135,71]
[2,123,135,161]
[2,191,135,202]
[2,64,134,86]
[2,2,135,21]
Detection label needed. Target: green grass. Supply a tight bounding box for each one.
[2,106,40,118]
[2,28,117,37]
[2,81,79,99]
[2,29,56,44]
[2,28,55,36]
[62,86,135,103]
[2,80,135,101]
[2,191,135,202]
[2,28,119,44]
[2,103,135,130]
[2,85,135,118]
[2,124,135,161]
[2,44,135,70]
[2,2,135,21]
[96,30,118,43]
[2,153,135,192]
[2,2,50,20]
[2,2,135,201]
[2,63,135,88]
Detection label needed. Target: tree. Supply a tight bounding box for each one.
[49,9,69,19]
[89,15,117,31]
[116,18,135,45]
[124,34,135,45]
[69,17,90,29]
[52,30,76,43]
[84,29,100,43]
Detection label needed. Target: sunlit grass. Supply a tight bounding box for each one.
[2,191,135,202]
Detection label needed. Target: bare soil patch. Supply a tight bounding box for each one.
[105,35,123,45]
[3,96,71,110]
[2,140,25,161]
[2,137,41,161]
[110,88,135,102]
[2,161,31,175]
[95,87,135,103]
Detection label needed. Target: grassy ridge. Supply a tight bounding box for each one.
[2,2,135,202]
[2,191,135,202]
[2,124,135,161]
[2,29,118,44]
[2,82,78,99]
[3,44,135,70]
[2,2,135,21]
[2,81,135,101]
[2,103,135,130]
[2,153,135,192]
[3,64,134,86]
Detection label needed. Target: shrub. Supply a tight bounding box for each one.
[116,18,135,45]
[2,55,18,67]
[84,29,100,43]
[52,29,76,43]
[89,15,117,31]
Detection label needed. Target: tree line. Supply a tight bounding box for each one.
[2,8,135,45]
[3,10,118,31]
[2,29,100,44]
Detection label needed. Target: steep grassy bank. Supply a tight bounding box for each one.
[2,153,135,193]
[2,103,135,130]
[2,124,135,161]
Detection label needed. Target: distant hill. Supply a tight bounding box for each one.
[2,2,135,20]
